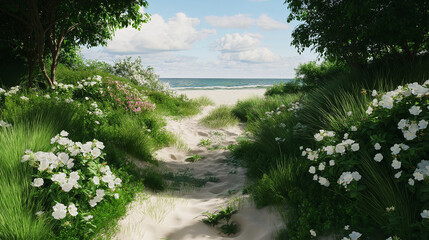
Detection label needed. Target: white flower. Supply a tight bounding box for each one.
[85,97,89,100]
[343,133,349,139]
[372,90,377,96]
[404,130,417,140]
[96,189,105,197]
[351,143,360,152]
[89,199,97,207]
[352,171,362,181]
[20,96,29,101]
[408,178,415,186]
[325,146,334,155]
[280,123,286,128]
[329,160,335,166]
[44,94,50,99]
[409,106,422,116]
[374,153,383,162]
[421,210,429,219]
[414,172,424,181]
[344,225,350,230]
[400,143,409,150]
[391,159,401,169]
[68,204,78,216]
[418,120,428,130]
[349,231,362,240]
[114,193,119,199]
[52,203,67,220]
[394,171,402,179]
[35,211,44,217]
[314,133,323,141]
[310,229,316,237]
[307,151,319,161]
[351,126,357,131]
[313,174,318,181]
[390,144,401,155]
[335,144,346,154]
[95,121,100,125]
[93,176,100,185]
[374,143,381,150]
[60,130,69,137]
[347,111,352,116]
[84,215,93,221]
[318,163,325,171]
[91,148,101,158]
[31,178,44,187]
[397,119,409,129]
[318,177,330,187]
[62,182,74,192]
[366,106,373,115]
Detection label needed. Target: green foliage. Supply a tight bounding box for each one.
[199,105,239,128]
[264,80,309,96]
[203,206,239,235]
[109,57,172,93]
[199,139,212,147]
[185,154,204,162]
[294,61,347,87]
[232,57,429,239]
[0,62,202,239]
[285,0,429,66]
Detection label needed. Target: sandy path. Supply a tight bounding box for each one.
[113,106,283,240]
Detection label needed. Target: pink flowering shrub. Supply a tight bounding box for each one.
[104,79,155,113]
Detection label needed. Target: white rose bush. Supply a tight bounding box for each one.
[21,130,122,229]
[300,80,429,238]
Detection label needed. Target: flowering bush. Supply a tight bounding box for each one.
[21,131,121,228]
[301,80,429,238]
[105,79,155,113]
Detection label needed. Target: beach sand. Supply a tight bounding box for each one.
[113,89,284,240]
[177,88,266,105]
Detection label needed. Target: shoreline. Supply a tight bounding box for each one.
[176,88,266,105]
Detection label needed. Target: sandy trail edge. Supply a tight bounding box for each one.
[113,105,284,240]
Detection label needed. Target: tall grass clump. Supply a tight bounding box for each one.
[200,105,239,129]
[0,121,57,240]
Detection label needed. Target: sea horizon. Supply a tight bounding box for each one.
[160,77,294,90]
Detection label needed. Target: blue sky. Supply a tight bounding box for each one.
[82,0,318,78]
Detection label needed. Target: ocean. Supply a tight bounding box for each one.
[159,78,293,90]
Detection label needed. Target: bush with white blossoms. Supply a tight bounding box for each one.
[21,130,121,227]
[300,80,429,238]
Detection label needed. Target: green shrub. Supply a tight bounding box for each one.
[295,61,348,87]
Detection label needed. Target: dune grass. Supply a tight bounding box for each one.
[232,56,429,239]
[0,62,209,239]
[199,105,239,129]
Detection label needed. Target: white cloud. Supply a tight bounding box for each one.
[205,14,254,29]
[257,14,289,30]
[205,14,288,31]
[105,13,216,53]
[220,48,280,63]
[214,33,261,51]
[214,33,280,63]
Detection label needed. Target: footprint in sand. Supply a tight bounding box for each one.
[197,131,209,137]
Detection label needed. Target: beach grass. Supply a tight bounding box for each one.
[199,105,239,129]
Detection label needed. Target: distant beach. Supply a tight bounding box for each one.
[160,78,292,90]
[162,78,289,105]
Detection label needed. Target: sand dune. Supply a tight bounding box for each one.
[113,91,283,240]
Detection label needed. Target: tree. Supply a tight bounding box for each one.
[0,0,150,87]
[285,0,429,68]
